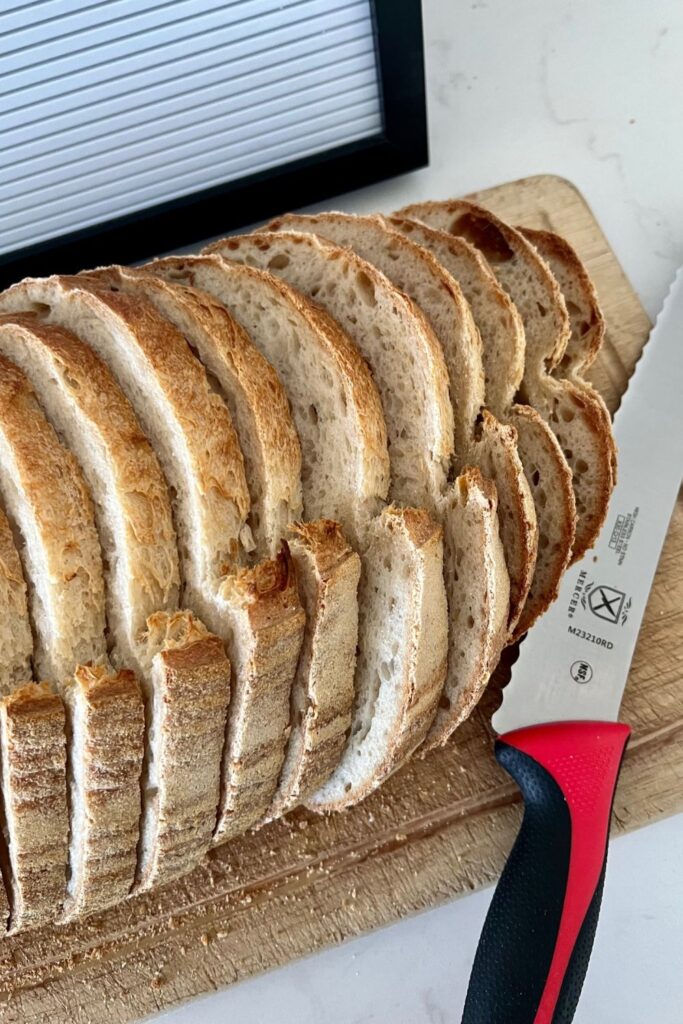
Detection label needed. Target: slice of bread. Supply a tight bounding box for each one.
[0,504,32,693]
[266,212,535,633]
[0,683,68,933]
[399,200,614,561]
[0,277,305,842]
[309,506,447,809]
[61,665,144,920]
[389,215,576,635]
[81,262,358,815]
[276,520,360,816]
[144,255,442,807]
[0,314,230,899]
[206,232,506,749]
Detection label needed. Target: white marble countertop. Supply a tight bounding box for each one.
[157,1,683,1020]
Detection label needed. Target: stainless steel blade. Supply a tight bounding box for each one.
[494,267,683,734]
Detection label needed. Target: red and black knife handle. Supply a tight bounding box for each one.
[462,720,631,1024]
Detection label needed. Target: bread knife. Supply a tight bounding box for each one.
[462,267,683,1024]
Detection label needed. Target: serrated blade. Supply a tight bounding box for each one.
[494,268,683,734]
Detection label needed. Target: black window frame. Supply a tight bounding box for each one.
[0,0,427,288]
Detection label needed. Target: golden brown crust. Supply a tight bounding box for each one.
[0,274,250,579]
[0,355,106,681]
[0,682,68,933]
[214,545,305,841]
[61,666,144,921]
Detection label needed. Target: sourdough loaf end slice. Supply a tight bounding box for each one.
[0,683,68,933]
[389,215,576,635]
[266,212,535,632]
[399,200,614,561]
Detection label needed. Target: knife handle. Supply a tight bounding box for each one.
[461,720,631,1024]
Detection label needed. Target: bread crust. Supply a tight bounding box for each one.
[399,200,614,563]
[60,666,144,920]
[0,354,107,680]
[0,683,68,933]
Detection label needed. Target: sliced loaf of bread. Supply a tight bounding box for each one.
[389,215,576,635]
[206,232,506,749]
[398,200,614,560]
[143,254,445,807]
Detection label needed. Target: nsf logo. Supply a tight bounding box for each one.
[570,660,593,684]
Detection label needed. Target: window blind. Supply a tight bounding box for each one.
[0,0,382,256]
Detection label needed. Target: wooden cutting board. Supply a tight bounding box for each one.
[2,174,680,1024]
